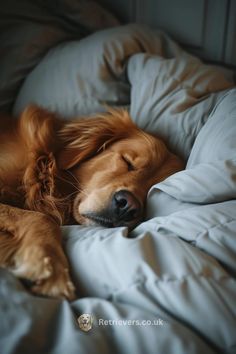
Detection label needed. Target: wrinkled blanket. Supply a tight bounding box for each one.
[1,21,236,354]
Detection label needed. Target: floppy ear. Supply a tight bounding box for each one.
[19,104,62,154]
[19,105,68,224]
[58,109,136,170]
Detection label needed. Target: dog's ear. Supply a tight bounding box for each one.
[58,109,136,170]
[19,104,62,154]
[19,105,67,224]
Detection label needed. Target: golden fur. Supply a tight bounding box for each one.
[0,106,183,299]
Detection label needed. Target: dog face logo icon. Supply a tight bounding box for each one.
[77,314,93,332]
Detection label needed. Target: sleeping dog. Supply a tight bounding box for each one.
[0,106,183,299]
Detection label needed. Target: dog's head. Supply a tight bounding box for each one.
[58,109,183,229]
[77,314,93,332]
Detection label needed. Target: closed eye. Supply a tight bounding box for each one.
[122,155,135,171]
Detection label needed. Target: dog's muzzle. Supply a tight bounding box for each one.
[82,190,142,229]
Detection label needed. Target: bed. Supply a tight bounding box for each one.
[0,1,236,353]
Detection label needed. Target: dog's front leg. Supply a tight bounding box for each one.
[0,203,75,300]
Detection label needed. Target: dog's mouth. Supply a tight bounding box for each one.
[81,213,114,228]
[81,212,141,230]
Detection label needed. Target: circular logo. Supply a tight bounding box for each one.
[77,314,93,332]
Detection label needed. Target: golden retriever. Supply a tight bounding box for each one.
[0,105,183,299]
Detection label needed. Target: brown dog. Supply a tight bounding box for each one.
[0,106,183,299]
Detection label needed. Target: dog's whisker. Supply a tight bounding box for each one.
[57,175,89,199]
[54,173,90,200]
[59,190,81,201]
[65,170,81,186]
[60,172,90,199]
[55,173,81,193]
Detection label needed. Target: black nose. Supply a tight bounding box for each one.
[111,190,142,223]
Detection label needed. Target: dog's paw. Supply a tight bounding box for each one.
[11,249,76,300]
[31,264,76,301]
[11,254,53,281]
[2,210,76,300]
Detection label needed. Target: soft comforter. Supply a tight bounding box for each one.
[0,7,236,354]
